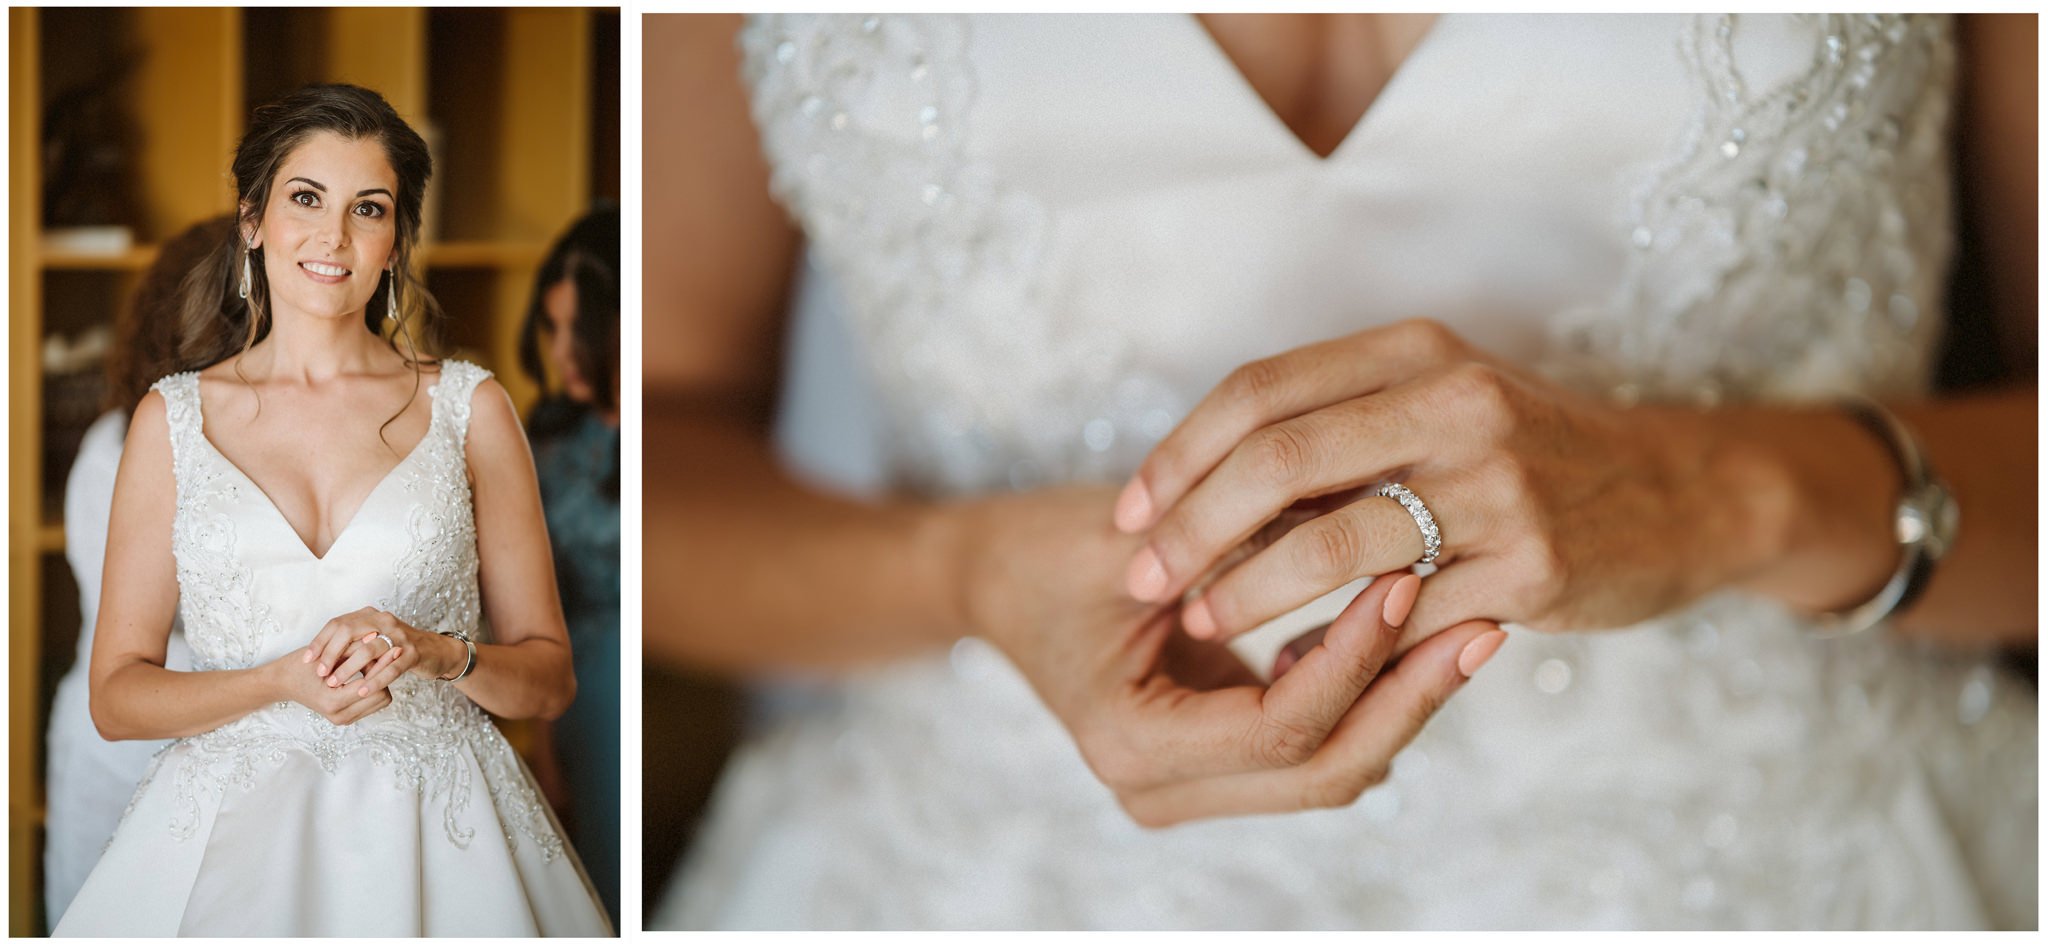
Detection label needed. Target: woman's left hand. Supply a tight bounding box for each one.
[1114,318,1771,645]
[304,607,458,697]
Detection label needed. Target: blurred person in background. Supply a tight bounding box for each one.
[647,14,2035,930]
[520,204,622,926]
[41,215,226,926]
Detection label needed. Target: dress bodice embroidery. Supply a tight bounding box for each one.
[133,362,560,860]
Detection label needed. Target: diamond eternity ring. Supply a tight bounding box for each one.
[1377,482,1442,565]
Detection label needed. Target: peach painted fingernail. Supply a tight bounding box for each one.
[1182,597,1217,639]
[1113,477,1152,533]
[357,687,369,696]
[1126,546,1169,601]
[1381,574,1422,628]
[1457,630,1508,678]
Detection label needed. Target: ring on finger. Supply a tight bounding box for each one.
[364,631,396,656]
[1376,482,1443,565]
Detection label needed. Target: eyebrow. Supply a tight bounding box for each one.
[285,177,394,200]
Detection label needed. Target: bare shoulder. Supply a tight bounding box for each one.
[127,387,171,448]
[115,388,177,497]
[460,375,532,461]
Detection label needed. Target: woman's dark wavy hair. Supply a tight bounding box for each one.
[520,204,620,497]
[170,84,441,438]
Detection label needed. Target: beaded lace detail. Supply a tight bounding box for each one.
[1549,14,1954,405]
[138,364,561,861]
[743,13,1185,494]
[157,373,278,673]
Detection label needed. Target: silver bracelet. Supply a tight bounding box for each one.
[1808,397,1957,638]
[438,628,477,682]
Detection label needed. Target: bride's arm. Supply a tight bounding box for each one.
[643,14,973,671]
[88,393,385,739]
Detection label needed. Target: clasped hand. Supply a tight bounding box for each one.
[981,320,1733,826]
[270,607,455,726]
[1117,318,1732,648]
[964,489,1502,827]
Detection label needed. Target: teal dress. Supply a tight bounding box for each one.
[531,407,620,925]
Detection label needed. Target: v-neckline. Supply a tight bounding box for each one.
[1188,13,1447,164]
[190,378,436,563]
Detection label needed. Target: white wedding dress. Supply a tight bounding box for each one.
[660,13,2036,930]
[55,362,610,936]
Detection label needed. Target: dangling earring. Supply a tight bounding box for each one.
[239,248,252,300]
[386,271,399,322]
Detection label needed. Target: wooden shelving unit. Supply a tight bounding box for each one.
[8,7,617,933]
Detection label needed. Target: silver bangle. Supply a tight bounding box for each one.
[1808,397,1957,638]
[438,628,477,682]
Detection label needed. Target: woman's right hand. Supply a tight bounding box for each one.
[959,486,1506,826]
[265,650,392,726]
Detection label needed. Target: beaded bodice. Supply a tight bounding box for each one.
[743,13,1954,493]
[138,362,559,859]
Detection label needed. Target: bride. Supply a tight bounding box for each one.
[55,84,609,936]
[648,13,2034,930]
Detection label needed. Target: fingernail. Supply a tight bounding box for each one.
[1457,630,1508,678]
[302,652,312,663]
[357,687,368,696]
[317,664,329,676]
[1113,477,1152,533]
[1381,574,1422,628]
[1125,545,1169,602]
[1181,597,1217,639]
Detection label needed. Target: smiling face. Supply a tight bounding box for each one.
[246,131,401,326]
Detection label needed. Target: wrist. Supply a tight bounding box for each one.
[917,496,987,641]
[1700,405,1899,612]
[258,656,293,703]
[429,630,471,680]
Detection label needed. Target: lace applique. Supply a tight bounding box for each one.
[743,14,1185,494]
[1548,14,1954,404]
[150,684,560,861]
[382,361,487,639]
[155,373,279,672]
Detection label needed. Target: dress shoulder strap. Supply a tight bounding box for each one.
[148,372,205,483]
[430,360,494,445]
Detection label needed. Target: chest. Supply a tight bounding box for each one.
[198,382,433,556]
[1194,13,1438,158]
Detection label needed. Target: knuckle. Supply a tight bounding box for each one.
[1251,712,1321,768]
[1398,318,1462,363]
[1301,514,1366,582]
[1446,362,1510,413]
[1245,423,1318,489]
[1226,357,1289,407]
